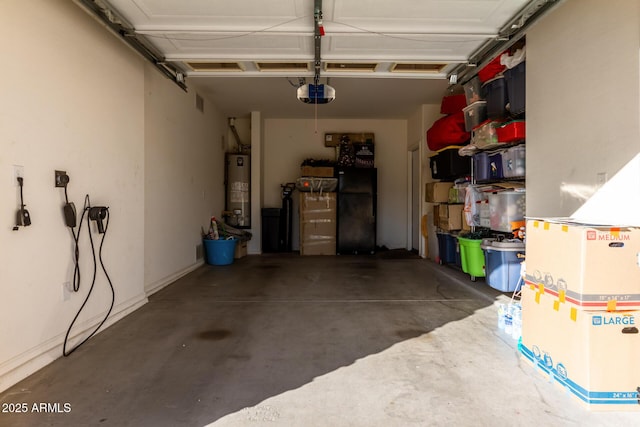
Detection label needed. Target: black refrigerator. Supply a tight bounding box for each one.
[336,167,377,254]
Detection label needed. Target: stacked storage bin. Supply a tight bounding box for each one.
[469,50,526,183]
[488,190,526,233]
[299,192,337,255]
[426,87,472,269]
[455,48,527,284]
[426,86,472,267]
[426,181,466,267]
[481,239,525,292]
[520,218,640,410]
[429,147,471,181]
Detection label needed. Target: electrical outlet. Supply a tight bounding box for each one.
[62,281,72,301]
[12,165,24,186]
[55,170,69,187]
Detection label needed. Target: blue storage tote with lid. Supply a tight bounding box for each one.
[436,232,458,265]
[481,240,525,292]
[473,152,491,182]
[483,76,509,120]
[473,150,504,182]
[504,61,526,116]
[488,151,503,180]
[502,145,526,178]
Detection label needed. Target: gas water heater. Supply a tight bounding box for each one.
[225,153,250,228]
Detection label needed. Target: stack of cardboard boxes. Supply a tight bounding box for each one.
[298,165,337,256]
[299,192,337,256]
[425,182,469,232]
[520,218,640,410]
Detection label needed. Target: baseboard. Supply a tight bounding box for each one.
[144,260,204,297]
[0,293,147,393]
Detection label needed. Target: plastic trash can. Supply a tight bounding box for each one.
[203,238,237,266]
[261,208,281,253]
[457,236,488,280]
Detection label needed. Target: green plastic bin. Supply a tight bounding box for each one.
[457,236,486,280]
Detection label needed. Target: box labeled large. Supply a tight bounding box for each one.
[425,182,453,203]
[519,286,640,410]
[299,192,336,255]
[525,218,640,310]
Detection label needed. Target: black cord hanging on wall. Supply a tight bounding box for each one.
[13,177,31,230]
[57,184,115,357]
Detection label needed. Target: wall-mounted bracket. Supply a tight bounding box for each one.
[55,170,69,187]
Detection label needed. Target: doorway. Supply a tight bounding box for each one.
[410,147,420,253]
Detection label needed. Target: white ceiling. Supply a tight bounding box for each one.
[79,0,539,118]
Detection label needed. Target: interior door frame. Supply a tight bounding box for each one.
[407,142,421,254]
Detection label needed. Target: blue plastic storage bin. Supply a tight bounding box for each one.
[504,62,526,116]
[203,238,237,266]
[488,151,503,180]
[473,152,491,182]
[481,240,525,292]
[436,232,457,265]
[455,238,462,267]
[483,76,509,120]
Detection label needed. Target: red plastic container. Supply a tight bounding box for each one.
[478,53,506,82]
[496,120,526,143]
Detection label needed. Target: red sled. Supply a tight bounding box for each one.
[427,111,470,151]
[440,94,467,115]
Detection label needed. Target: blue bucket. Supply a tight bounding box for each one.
[203,238,237,266]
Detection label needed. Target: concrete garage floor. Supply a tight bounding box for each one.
[1,253,639,426]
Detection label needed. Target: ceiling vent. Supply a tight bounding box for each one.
[325,63,378,72]
[391,63,447,73]
[185,62,244,72]
[255,62,310,72]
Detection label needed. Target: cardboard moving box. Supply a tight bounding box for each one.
[520,286,640,411]
[299,192,337,255]
[324,132,374,147]
[525,218,640,310]
[438,204,463,231]
[234,240,247,259]
[300,166,335,178]
[425,182,454,203]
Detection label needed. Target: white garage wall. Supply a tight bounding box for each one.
[263,119,408,249]
[526,0,640,217]
[0,0,146,391]
[143,66,226,294]
[0,0,227,392]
